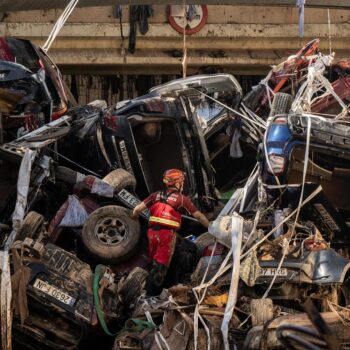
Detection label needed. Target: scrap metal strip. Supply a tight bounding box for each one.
[0,149,37,350]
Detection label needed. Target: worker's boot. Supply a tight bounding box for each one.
[145,261,167,295]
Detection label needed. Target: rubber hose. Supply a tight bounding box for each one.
[93,264,117,336]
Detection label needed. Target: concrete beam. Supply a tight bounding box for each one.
[2,0,350,12]
[2,22,350,40]
[41,37,350,53]
[3,21,349,74]
[49,47,350,66]
[5,6,350,25]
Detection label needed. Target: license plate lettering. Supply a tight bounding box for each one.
[118,189,141,207]
[259,268,288,276]
[117,189,150,218]
[33,279,75,306]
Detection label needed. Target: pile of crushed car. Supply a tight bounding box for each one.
[0,37,350,350]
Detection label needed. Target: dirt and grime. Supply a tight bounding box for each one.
[0,37,350,350]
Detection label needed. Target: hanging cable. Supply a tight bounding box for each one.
[327,8,332,55]
[182,0,188,78]
[42,0,79,52]
[296,0,305,38]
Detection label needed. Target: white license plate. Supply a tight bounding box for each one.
[117,189,149,218]
[33,279,75,306]
[117,189,141,207]
[259,268,288,276]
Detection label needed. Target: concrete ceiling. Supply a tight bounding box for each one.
[1,0,350,12]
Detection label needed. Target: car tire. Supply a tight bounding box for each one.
[82,205,140,264]
[55,166,79,185]
[102,169,136,192]
[118,267,148,305]
[16,211,44,241]
[269,92,293,118]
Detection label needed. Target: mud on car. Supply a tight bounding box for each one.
[195,180,350,314]
[0,73,258,268]
[56,74,258,215]
[11,238,148,350]
[43,75,259,263]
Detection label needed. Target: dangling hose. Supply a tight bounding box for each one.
[93,264,118,336]
[93,265,155,337]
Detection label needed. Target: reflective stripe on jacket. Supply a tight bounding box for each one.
[149,198,182,230]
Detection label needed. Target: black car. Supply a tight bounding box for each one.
[57,74,258,215]
[0,75,259,267]
[11,237,148,350]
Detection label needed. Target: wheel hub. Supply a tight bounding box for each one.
[95,216,128,246]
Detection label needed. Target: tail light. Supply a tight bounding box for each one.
[203,243,225,257]
[267,154,286,176]
[304,238,328,251]
[273,116,288,124]
[103,111,118,131]
[51,104,68,121]
[38,59,45,70]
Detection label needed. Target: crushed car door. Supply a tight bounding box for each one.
[150,73,242,132]
[150,74,243,197]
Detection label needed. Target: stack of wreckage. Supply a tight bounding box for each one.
[0,38,350,350]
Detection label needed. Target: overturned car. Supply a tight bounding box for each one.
[55,74,259,215]
[0,37,76,141]
[11,237,148,350]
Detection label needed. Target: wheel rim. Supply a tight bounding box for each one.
[94,216,128,246]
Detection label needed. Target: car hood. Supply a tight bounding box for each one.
[149,73,242,96]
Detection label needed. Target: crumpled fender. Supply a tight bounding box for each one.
[305,249,350,284]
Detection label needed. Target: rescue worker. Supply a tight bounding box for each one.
[132,169,209,292]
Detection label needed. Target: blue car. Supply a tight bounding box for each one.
[263,112,350,212]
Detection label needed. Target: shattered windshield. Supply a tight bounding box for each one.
[196,101,224,122]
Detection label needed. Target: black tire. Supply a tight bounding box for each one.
[102,169,136,192]
[269,92,293,118]
[118,267,148,305]
[55,166,79,185]
[16,211,44,241]
[82,205,140,264]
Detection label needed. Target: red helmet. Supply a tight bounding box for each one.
[163,169,185,187]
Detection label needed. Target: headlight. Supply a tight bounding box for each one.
[267,154,286,175]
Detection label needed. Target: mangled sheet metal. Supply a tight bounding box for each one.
[2,37,350,350]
